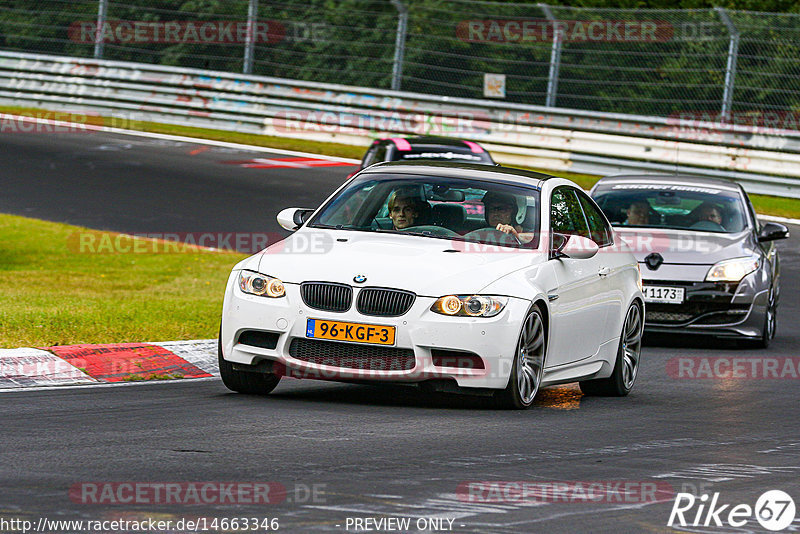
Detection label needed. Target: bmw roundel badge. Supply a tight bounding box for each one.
[353,274,367,283]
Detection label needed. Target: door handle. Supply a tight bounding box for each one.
[598,266,611,277]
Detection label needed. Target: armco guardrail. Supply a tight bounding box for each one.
[1,50,799,199]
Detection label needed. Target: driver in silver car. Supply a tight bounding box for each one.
[693,202,724,228]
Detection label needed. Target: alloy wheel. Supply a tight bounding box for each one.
[516,311,546,404]
[621,304,643,389]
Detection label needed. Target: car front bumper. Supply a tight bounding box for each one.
[642,273,769,339]
[220,271,531,390]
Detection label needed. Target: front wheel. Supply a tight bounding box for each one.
[754,291,777,349]
[580,302,642,397]
[495,307,546,409]
[218,332,281,395]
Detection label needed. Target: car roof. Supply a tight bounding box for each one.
[360,161,555,187]
[595,174,742,193]
[382,136,483,150]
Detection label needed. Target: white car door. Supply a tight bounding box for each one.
[545,186,610,368]
[576,189,625,339]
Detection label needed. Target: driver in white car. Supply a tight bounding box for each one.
[483,191,534,244]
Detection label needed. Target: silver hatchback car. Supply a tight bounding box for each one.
[591,175,789,347]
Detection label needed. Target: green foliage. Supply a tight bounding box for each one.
[2,1,800,118]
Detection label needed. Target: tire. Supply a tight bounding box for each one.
[495,307,546,409]
[580,302,642,397]
[218,331,281,395]
[754,291,777,349]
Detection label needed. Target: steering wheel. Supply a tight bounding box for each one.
[689,220,726,232]
[462,227,521,246]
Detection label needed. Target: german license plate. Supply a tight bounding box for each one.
[306,319,395,345]
[643,286,685,304]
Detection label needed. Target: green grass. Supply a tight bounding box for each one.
[122,373,184,381]
[748,194,800,219]
[0,213,246,348]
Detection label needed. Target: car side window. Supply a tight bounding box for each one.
[577,191,613,247]
[551,187,590,239]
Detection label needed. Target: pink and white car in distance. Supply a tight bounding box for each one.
[346,136,496,179]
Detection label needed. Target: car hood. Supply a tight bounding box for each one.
[613,227,755,265]
[243,229,546,296]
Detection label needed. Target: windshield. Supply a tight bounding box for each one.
[308,173,540,248]
[592,184,748,233]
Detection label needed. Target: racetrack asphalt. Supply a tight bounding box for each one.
[0,129,352,238]
[2,129,799,533]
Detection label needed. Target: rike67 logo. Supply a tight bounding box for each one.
[668,490,796,531]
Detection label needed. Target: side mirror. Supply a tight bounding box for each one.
[277,207,314,231]
[757,222,789,243]
[552,233,599,260]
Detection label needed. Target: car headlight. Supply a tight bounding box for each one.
[705,257,760,283]
[238,270,285,298]
[430,295,508,317]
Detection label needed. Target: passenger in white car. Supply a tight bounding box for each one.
[388,189,429,230]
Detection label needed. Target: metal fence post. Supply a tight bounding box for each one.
[390,0,408,91]
[93,0,108,59]
[716,7,739,122]
[243,0,259,74]
[539,3,562,108]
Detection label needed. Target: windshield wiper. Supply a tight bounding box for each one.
[372,228,454,241]
[398,230,436,238]
[309,224,356,230]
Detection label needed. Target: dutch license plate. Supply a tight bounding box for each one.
[643,286,685,304]
[306,319,395,346]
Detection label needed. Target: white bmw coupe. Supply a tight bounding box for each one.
[219,162,644,408]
